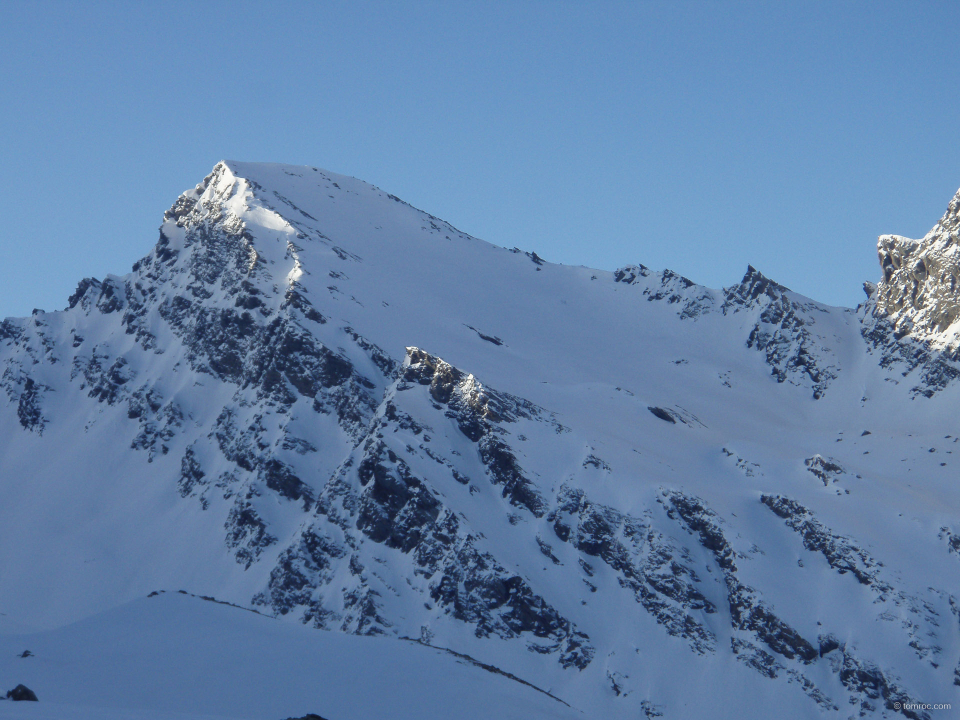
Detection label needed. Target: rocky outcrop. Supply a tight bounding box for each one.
[861,283,960,397]
[722,267,841,399]
[549,485,718,654]
[16,377,46,433]
[874,190,960,345]
[614,264,715,319]
[255,348,594,670]
[862,187,960,395]
[825,643,931,720]
[803,455,845,486]
[761,495,886,588]
[664,491,943,716]
[5,684,38,701]
[663,491,818,664]
[764,495,949,680]
[614,263,843,398]
[402,347,555,516]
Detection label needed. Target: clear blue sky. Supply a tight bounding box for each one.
[3,1,960,317]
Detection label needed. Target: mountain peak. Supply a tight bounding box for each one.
[932,184,960,238]
[873,187,960,347]
[722,265,790,308]
[4,161,960,720]
[739,264,789,294]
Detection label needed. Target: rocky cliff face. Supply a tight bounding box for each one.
[2,161,959,720]
[875,190,960,343]
[862,187,960,396]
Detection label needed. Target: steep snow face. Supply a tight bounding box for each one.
[1,160,960,720]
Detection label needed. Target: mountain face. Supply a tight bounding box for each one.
[875,192,960,343]
[2,161,960,719]
[862,194,960,397]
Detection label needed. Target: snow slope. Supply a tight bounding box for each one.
[1,160,959,718]
[0,592,580,720]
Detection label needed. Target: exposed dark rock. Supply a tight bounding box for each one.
[803,455,845,486]
[829,645,929,719]
[0,319,23,343]
[761,495,886,588]
[477,436,546,517]
[225,500,277,569]
[724,265,789,305]
[862,191,960,396]
[647,406,677,424]
[5,158,956,719]
[860,304,960,397]
[81,353,136,406]
[873,193,960,343]
[724,267,838,399]
[342,327,398,378]
[526,251,545,266]
[129,391,182,461]
[254,355,594,669]
[67,277,102,310]
[613,265,714,319]
[356,440,442,552]
[213,407,260,473]
[664,491,817,663]
[731,637,781,678]
[93,278,125,315]
[942,527,960,559]
[818,634,842,657]
[17,377,46,433]
[552,485,717,653]
[263,459,314,508]
[285,289,326,324]
[248,320,355,398]
[582,453,610,471]
[5,684,37,701]
[254,528,347,620]
[403,348,551,516]
[536,536,562,565]
[613,264,650,284]
[347,434,590,662]
[641,700,665,718]
[465,324,504,346]
[178,446,206,498]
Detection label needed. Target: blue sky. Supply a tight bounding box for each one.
[3,1,960,317]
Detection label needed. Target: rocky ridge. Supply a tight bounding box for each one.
[862,187,960,396]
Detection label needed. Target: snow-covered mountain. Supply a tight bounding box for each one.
[2,161,959,719]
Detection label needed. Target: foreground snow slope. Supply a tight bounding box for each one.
[1,160,959,718]
[0,592,579,720]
